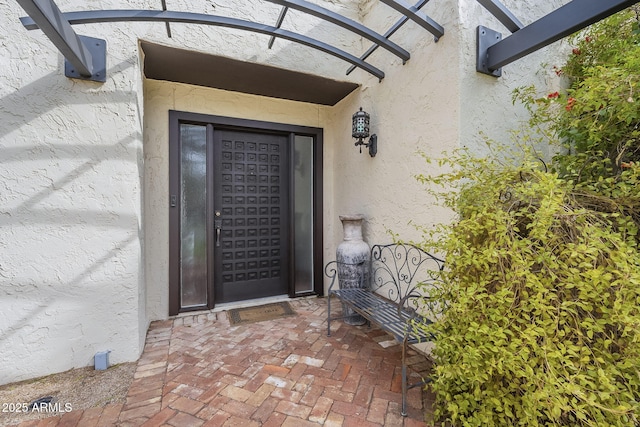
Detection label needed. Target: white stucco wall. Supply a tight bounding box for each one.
[1,0,569,384]
[458,0,571,157]
[325,0,461,251]
[0,1,153,384]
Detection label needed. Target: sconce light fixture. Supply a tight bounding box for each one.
[352,107,377,157]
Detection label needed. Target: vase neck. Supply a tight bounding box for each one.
[342,219,363,241]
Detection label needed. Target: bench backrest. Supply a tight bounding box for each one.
[369,243,445,317]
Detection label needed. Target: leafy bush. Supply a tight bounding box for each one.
[416,7,640,425]
[418,149,640,426]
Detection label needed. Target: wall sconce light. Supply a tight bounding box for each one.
[352,107,377,157]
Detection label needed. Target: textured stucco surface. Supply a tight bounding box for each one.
[0,0,152,384]
[458,0,571,158]
[1,0,567,383]
[325,0,460,251]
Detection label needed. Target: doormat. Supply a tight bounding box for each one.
[227,302,297,326]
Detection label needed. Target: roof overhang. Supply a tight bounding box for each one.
[141,41,359,106]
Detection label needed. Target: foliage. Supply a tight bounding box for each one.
[515,7,640,186]
[416,148,640,426]
[415,7,640,426]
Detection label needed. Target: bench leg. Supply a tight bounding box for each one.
[327,295,332,337]
[401,338,408,417]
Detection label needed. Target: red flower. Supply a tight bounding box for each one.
[547,91,560,99]
[566,97,576,111]
[621,161,634,168]
[585,36,592,43]
[572,48,581,55]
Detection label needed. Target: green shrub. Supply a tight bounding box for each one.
[415,8,640,425]
[417,149,640,426]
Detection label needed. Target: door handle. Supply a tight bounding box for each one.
[214,217,222,247]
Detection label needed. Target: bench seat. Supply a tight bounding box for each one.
[331,288,433,343]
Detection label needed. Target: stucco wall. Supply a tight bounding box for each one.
[458,0,571,157]
[0,1,150,384]
[324,0,461,252]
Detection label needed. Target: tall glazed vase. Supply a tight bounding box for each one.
[336,214,370,325]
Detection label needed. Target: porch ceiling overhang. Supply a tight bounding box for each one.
[141,41,359,105]
[14,0,640,85]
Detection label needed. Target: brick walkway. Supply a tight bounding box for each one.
[14,298,434,426]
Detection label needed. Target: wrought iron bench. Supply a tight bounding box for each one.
[325,243,445,416]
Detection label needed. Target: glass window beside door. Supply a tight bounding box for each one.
[180,124,208,308]
[293,135,314,295]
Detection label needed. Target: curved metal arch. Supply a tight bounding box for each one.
[266,0,410,62]
[21,9,385,80]
[347,0,430,75]
[378,0,444,41]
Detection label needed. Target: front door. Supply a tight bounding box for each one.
[169,111,323,315]
[213,130,289,303]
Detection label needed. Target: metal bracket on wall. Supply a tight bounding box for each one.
[368,134,377,158]
[64,35,107,82]
[476,25,502,77]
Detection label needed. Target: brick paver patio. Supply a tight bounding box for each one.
[13,298,434,426]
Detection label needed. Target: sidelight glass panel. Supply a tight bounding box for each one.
[293,135,314,294]
[180,124,208,308]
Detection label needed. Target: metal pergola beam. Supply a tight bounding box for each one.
[476,0,523,33]
[478,0,640,76]
[347,0,429,75]
[267,0,410,61]
[16,0,106,82]
[378,0,444,41]
[268,6,288,49]
[160,0,171,38]
[21,9,385,80]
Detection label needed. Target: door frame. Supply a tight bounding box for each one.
[168,110,324,315]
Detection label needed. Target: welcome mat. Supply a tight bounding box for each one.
[227,302,297,326]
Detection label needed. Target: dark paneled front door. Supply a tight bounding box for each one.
[213,130,289,303]
[169,111,324,316]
